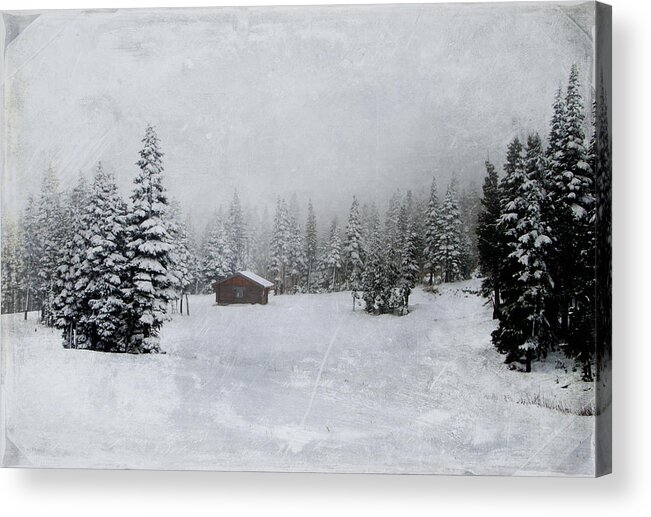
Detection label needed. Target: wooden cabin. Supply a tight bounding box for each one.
[211,271,274,305]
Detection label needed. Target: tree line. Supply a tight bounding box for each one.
[476,65,611,379]
[1,126,192,353]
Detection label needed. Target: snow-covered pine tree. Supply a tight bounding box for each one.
[423,177,441,286]
[398,227,419,312]
[324,218,342,292]
[52,172,90,347]
[510,134,553,371]
[201,211,234,287]
[270,197,291,293]
[384,190,402,254]
[21,195,39,318]
[72,163,131,351]
[226,190,247,271]
[492,137,527,360]
[305,201,318,293]
[436,179,465,283]
[476,161,503,318]
[344,196,364,298]
[1,216,25,314]
[34,167,66,325]
[287,209,307,293]
[547,66,596,378]
[167,201,195,311]
[459,185,481,277]
[124,125,178,353]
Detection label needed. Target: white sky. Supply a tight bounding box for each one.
[2,2,595,226]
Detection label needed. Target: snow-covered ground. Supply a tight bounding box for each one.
[0,280,595,475]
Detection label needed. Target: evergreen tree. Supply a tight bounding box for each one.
[52,172,90,347]
[226,190,247,271]
[287,209,307,293]
[21,195,39,318]
[511,135,553,371]
[476,161,503,318]
[437,179,465,283]
[305,201,318,293]
[1,217,25,314]
[492,137,527,360]
[124,126,177,353]
[344,196,364,295]
[34,167,66,325]
[423,177,441,285]
[202,211,234,286]
[398,229,419,312]
[75,164,130,351]
[270,197,291,293]
[325,218,342,291]
[546,66,595,377]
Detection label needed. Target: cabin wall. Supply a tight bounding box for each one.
[214,276,269,304]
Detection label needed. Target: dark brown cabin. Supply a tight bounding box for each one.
[211,271,274,305]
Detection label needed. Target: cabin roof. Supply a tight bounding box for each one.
[212,271,274,289]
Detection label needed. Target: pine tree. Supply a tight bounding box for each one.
[325,218,342,291]
[287,209,307,293]
[52,172,90,347]
[1,216,25,314]
[305,201,318,293]
[398,229,419,312]
[226,190,247,271]
[476,161,503,318]
[21,195,39,318]
[424,177,441,285]
[167,201,195,309]
[202,212,234,286]
[344,196,364,296]
[270,197,291,293]
[437,179,465,283]
[546,66,595,377]
[34,167,66,325]
[124,126,177,353]
[73,164,130,351]
[492,137,527,360]
[511,134,553,371]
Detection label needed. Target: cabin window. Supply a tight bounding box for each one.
[234,286,244,299]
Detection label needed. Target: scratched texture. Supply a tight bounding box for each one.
[1,3,599,475]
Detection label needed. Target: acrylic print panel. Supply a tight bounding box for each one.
[0,2,611,476]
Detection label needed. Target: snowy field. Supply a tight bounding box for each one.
[1,280,595,475]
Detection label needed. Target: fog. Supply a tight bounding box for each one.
[2,3,595,227]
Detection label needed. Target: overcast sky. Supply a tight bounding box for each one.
[2,2,595,226]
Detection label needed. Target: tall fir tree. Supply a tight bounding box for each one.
[124,126,178,353]
[52,172,90,347]
[546,66,595,378]
[423,177,441,285]
[325,217,342,292]
[1,216,25,314]
[344,196,364,294]
[76,164,130,351]
[436,179,465,283]
[305,201,318,293]
[34,167,66,325]
[202,211,234,286]
[476,161,503,318]
[270,197,291,293]
[226,190,247,271]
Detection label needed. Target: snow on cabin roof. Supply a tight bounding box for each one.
[237,271,274,288]
[211,270,274,289]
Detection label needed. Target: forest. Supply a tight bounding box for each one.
[0,65,610,379]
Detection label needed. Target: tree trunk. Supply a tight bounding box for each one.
[180,294,183,315]
[185,293,190,316]
[525,351,532,373]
